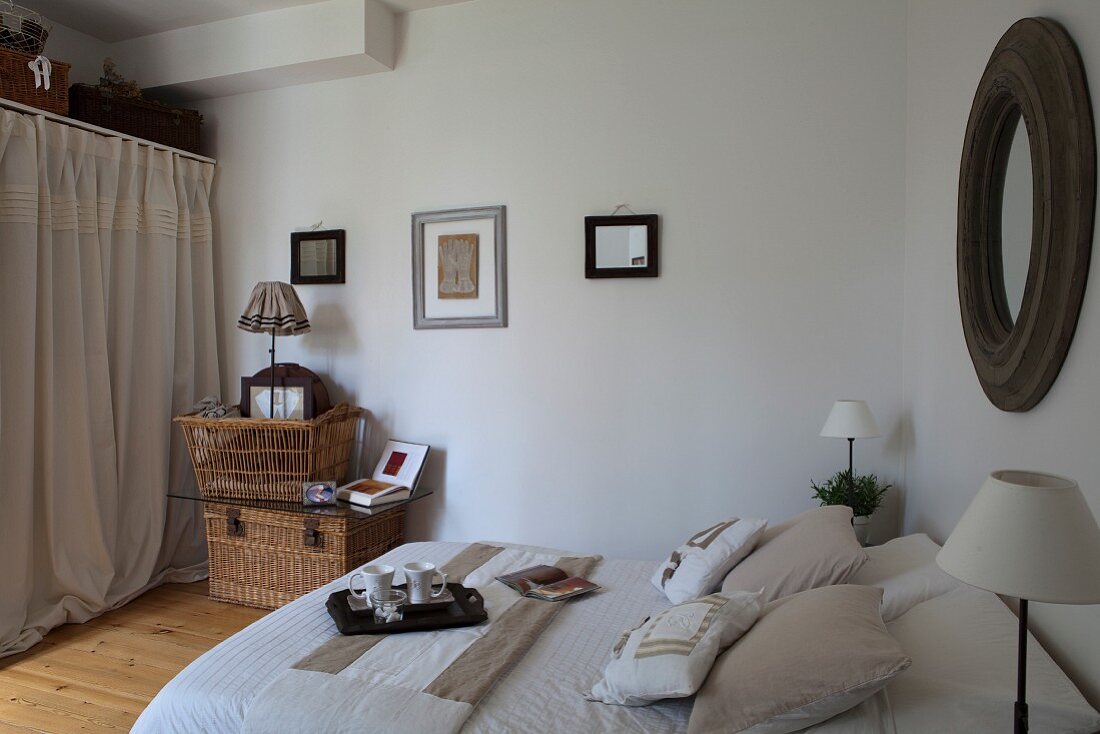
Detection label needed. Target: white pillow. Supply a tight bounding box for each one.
[849,533,963,622]
[587,590,762,706]
[652,517,767,603]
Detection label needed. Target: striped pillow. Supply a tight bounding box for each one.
[586,590,761,706]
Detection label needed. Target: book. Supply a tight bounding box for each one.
[496,565,600,602]
[336,439,430,508]
[335,478,411,507]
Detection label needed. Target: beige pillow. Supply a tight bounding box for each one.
[687,585,910,734]
[586,591,762,706]
[721,505,866,603]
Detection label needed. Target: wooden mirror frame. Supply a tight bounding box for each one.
[958,18,1095,412]
[291,229,346,285]
[584,214,659,279]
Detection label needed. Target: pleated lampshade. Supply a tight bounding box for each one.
[237,281,311,336]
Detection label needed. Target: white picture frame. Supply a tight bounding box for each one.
[412,205,507,329]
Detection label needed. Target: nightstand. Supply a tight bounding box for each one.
[169,489,432,609]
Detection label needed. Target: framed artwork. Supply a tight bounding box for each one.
[584,214,659,278]
[291,229,346,284]
[412,205,507,328]
[240,375,315,419]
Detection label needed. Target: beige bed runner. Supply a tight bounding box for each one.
[242,543,600,734]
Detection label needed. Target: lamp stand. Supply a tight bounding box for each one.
[269,330,276,419]
[846,437,855,511]
[1016,598,1029,733]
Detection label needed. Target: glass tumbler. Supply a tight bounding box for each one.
[370,588,407,624]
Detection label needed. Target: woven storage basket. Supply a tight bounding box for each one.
[0,48,69,115]
[69,83,202,153]
[204,503,406,609]
[175,403,363,503]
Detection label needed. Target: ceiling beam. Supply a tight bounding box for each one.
[110,0,395,101]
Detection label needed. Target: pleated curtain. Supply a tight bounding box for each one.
[0,108,219,656]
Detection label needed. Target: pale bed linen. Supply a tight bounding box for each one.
[134,536,1099,733]
[132,541,694,734]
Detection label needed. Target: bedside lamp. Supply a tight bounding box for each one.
[820,400,881,508]
[237,281,311,418]
[937,471,1100,734]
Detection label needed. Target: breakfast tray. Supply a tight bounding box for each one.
[326,583,487,635]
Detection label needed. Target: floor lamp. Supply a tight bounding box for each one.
[237,281,311,418]
[819,400,881,509]
[937,471,1100,734]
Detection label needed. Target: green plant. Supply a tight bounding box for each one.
[811,470,892,518]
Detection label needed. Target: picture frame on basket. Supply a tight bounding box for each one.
[240,375,315,419]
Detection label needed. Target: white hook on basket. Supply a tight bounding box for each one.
[27,55,51,91]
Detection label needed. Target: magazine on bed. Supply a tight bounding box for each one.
[496,565,600,601]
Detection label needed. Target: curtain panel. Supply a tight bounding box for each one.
[0,109,219,656]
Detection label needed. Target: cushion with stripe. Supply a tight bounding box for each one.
[585,590,761,707]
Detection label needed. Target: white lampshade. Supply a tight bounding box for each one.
[819,400,881,439]
[937,471,1100,604]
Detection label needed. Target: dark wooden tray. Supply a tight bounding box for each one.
[327,583,487,635]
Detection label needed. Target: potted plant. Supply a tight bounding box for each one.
[811,470,892,545]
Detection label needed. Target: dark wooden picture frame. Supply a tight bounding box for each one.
[957,18,1094,412]
[240,375,316,419]
[291,229,346,285]
[585,214,659,278]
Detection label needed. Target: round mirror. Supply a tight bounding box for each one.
[957,18,1094,412]
[996,114,1033,327]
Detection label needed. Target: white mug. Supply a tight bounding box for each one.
[404,562,447,603]
[348,564,394,607]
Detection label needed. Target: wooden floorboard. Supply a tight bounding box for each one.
[0,581,267,733]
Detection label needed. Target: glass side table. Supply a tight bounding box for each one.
[169,487,434,609]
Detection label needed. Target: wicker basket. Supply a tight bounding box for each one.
[68,83,202,153]
[0,47,69,115]
[204,503,406,608]
[175,403,363,503]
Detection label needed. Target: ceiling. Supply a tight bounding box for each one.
[31,0,471,42]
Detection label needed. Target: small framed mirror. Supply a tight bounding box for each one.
[585,214,658,278]
[291,229,346,284]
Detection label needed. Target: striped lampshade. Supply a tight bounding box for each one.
[237,281,311,336]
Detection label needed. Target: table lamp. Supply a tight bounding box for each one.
[820,400,881,508]
[937,471,1100,733]
[237,281,311,418]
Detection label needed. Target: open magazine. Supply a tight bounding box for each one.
[496,565,600,602]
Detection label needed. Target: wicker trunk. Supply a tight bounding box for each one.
[204,503,406,609]
[0,48,69,115]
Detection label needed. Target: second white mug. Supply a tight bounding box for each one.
[403,562,447,603]
[348,564,395,607]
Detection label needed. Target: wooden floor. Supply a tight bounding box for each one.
[0,581,268,733]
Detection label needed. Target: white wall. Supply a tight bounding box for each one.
[198,0,908,560]
[904,0,1100,705]
[44,22,112,86]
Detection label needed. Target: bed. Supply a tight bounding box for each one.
[132,534,1100,733]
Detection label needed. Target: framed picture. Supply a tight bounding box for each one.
[291,229,346,284]
[240,375,315,419]
[584,214,659,278]
[412,205,507,329]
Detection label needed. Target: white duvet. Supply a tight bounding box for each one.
[132,536,1100,734]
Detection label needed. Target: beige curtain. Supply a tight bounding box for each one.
[0,108,218,656]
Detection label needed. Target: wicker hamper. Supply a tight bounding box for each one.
[0,47,69,115]
[69,83,202,153]
[204,503,406,608]
[175,403,363,503]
